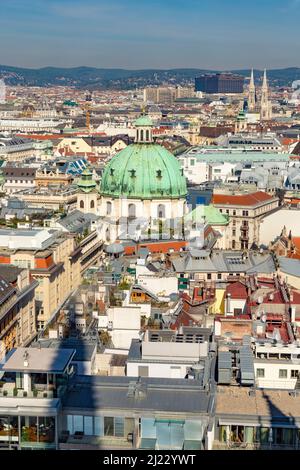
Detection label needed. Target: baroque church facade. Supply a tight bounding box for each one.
[76,116,188,243]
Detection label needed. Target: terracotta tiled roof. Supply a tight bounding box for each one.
[226,281,248,299]
[199,126,234,138]
[212,191,274,206]
[287,237,300,259]
[281,138,298,146]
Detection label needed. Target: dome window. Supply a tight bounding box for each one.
[110,168,115,176]
[156,170,162,179]
[130,169,136,178]
[128,203,136,218]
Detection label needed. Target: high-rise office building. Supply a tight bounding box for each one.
[195,73,244,94]
[144,87,175,105]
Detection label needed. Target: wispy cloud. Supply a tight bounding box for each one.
[0,0,299,69]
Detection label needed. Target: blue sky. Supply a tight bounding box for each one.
[0,0,299,69]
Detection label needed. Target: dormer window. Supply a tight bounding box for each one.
[130,169,136,178]
[156,170,162,179]
[110,168,114,176]
[181,169,184,176]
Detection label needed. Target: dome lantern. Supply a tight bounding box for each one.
[134,115,154,144]
[77,167,97,193]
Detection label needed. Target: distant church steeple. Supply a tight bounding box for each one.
[248,68,256,111]
[260,69,272,121]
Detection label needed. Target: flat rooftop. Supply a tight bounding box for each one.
[31,339,97,362]
[63,375,212,414]
[2,347,75,374]
[216,386,300,421]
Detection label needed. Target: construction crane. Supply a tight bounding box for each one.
[81,91,93,133]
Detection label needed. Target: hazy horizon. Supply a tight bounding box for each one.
[1,64,300,72]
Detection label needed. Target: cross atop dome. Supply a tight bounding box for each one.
[134,115,154,143]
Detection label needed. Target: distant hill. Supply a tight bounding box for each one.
[0,65,300,89]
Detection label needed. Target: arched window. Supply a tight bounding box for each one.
[106,201,112,215]
[80,200,84,209]
[158,204,165,218]
[140,130,144,142]
[105,228,110,242]
[90,200,95,209]
[232,240,236,249]
[146,129,150,141]
[128,203,136,218]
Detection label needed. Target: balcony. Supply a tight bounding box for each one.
[0,372,67,399]
[59,434,134,450]
[213,440,300,450]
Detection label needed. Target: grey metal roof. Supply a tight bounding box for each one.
[3,347,75,373]
[63,375,212,415]
[31,339,97,362]
[239,346,255,386]
[58,210,98,233]
[279,257,300,277]
[0,275,16,308]
[172,250,275,274]
[218,352,232,370]
[105,243,125,254]
[0,264,22,283]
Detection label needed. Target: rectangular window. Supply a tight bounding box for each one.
[260,427,269,444]
[104,417,114,436]
[114,418,124,437]
[21,416,38,443]
[218,273,222,280]
[279,369,287,379]
[234,308,242,316]
[207,273,212,280]
[84,416,93,435]
[94,417,104,437]
[245,427,254,444]
[67,415,73,434]
[291,370,299,378]
[73,415,83,433]
[256,368,265,378]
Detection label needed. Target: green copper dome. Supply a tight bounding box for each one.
[185,204,229,226]
[77,168,97,193]
[100,143,187,200]
[134,116,153,127]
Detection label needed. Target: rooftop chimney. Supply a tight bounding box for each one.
[23,350,29,368]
